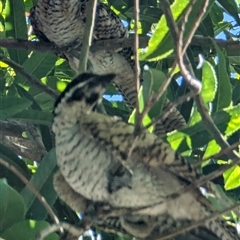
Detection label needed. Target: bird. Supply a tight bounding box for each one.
[52,72,239,240]
[29,0,186,135]
[52,72,195,209]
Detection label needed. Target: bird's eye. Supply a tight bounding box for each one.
[86,93,99,104]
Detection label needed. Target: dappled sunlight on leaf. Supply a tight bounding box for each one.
[224,165,240,190]
[0,60,8,67]
[166,104,240,153]
[56,81,67,92]
[203,139,221,159]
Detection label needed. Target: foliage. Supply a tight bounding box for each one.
[0,0,240,239]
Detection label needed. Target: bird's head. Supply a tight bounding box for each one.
[53,72,116,117]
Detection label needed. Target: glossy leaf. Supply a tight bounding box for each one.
[224,165,240,190]
[128,86,154,133]
[203,139,221,159]
[213,41,232,111]
[209,2,224,25]
[140,0,215,61]
[140,0,189,61]
[166,104,240,153]
[142,68,167,119]
[217,0,240,25]
[10,109,53,125]
[189,60,217,126]
[0,144,31,191]
[21,149,58,220]
[0,179,26,232]
[15,52,58,85]
[4,0,28,64]
[125,5,162,23]
[0,220,59,240]
[0,97,32,119]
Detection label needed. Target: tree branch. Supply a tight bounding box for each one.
[0,135,44,162]
[133,0,141,123]
[0,120,44,161]
[78,0,97,73]
[0,37,239,56]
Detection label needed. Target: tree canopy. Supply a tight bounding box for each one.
[0,0,240,239]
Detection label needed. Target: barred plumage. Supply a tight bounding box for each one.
[30,0,186,135]
[53,73,239,240]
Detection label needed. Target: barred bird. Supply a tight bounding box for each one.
[52,73,239,240]
[30,0,186,135]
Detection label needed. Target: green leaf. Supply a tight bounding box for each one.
[21,149,58,220]
[166,104,240,153]
[0,144,31,191]
[203,140,221,159]
[189,60,217,126]
[139,0,189,61]
[212,40,232,111]
[15,84,42,110]
[200,15,214,37]
[0,179,26,232]
[207,183,236,212]
[15,52,58,85]
[140,0,215,61]
[128,83,154,132]
[125,5,162,23]
[24,0,34,12]
[10,109,53,125]
[217,0,240,25]
[0,66,6,95]
[201,61,217,103]
[142,68,167,119]
[128,68,168,131]
[0,97,32,119]
[0,220,59,240]
[209,2,224,26]
[232,79,240,105]
[4,0,28,64]
[14,84,54,150]
[224,165,240,190]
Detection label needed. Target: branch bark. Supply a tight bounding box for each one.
[0,37,239,56]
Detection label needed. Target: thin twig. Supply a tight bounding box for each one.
[0,157,60,227]
[78,0,97,73]
[0,53,58,99]
[182,156,240,195]
[133,0,141,133]
[196,140,240,167]
[36,221,91,240]
[179,0,199,55]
